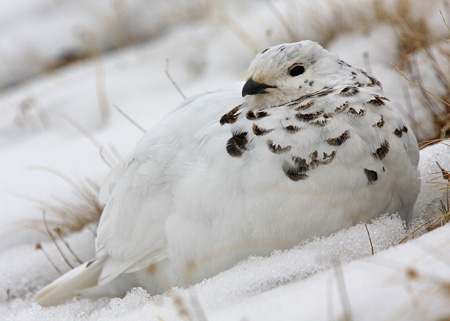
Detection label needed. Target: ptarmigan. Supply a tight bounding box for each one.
[35,40,420,306]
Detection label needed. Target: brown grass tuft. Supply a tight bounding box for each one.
[292,0,438,66]
[373,0,436,67]
[19,167,103,237]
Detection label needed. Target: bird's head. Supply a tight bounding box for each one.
[242,40,353,108]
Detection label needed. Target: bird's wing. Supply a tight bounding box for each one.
[94,82,245,278]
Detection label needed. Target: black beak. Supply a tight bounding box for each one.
[242,77,276,97]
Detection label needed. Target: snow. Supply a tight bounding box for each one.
[1,0,450,320]
[2,212,449,320]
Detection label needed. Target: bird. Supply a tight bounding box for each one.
[35,40,420,306]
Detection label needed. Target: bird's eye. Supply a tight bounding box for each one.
[289,65,305,77]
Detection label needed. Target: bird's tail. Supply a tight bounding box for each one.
[34,259,103,306]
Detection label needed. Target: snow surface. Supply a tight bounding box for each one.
[1,0,450,320]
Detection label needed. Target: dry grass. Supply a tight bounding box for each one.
[19,167,103,236]
[211,0,398,55]
[400,38,450,140]
[365,224,375,256]
[391,55,450,140]
[275,0,439,65]
[165,59,187,100]
[16,171,101,271]
[372,0,437,67]
[400,160,450,244]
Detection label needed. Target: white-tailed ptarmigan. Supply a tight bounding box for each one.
[35,40,420,306]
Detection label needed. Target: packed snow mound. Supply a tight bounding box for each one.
[1,213,449,321]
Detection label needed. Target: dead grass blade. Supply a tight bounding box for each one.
[165,59,186,100]
[42,210,75,269]
[365,224,375,256]
[113,104,146,133]
[390,62,450,108]
[418,138,450,150]
[54,227,83,264]
[87,32,110,123]
[35,243,63,275]
[440,10,450,41]
[436,161,450,181]
[204,0,259,54]
[58,113,122,168]
[334,262,354,321]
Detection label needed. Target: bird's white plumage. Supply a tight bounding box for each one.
[35,41,420,306]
